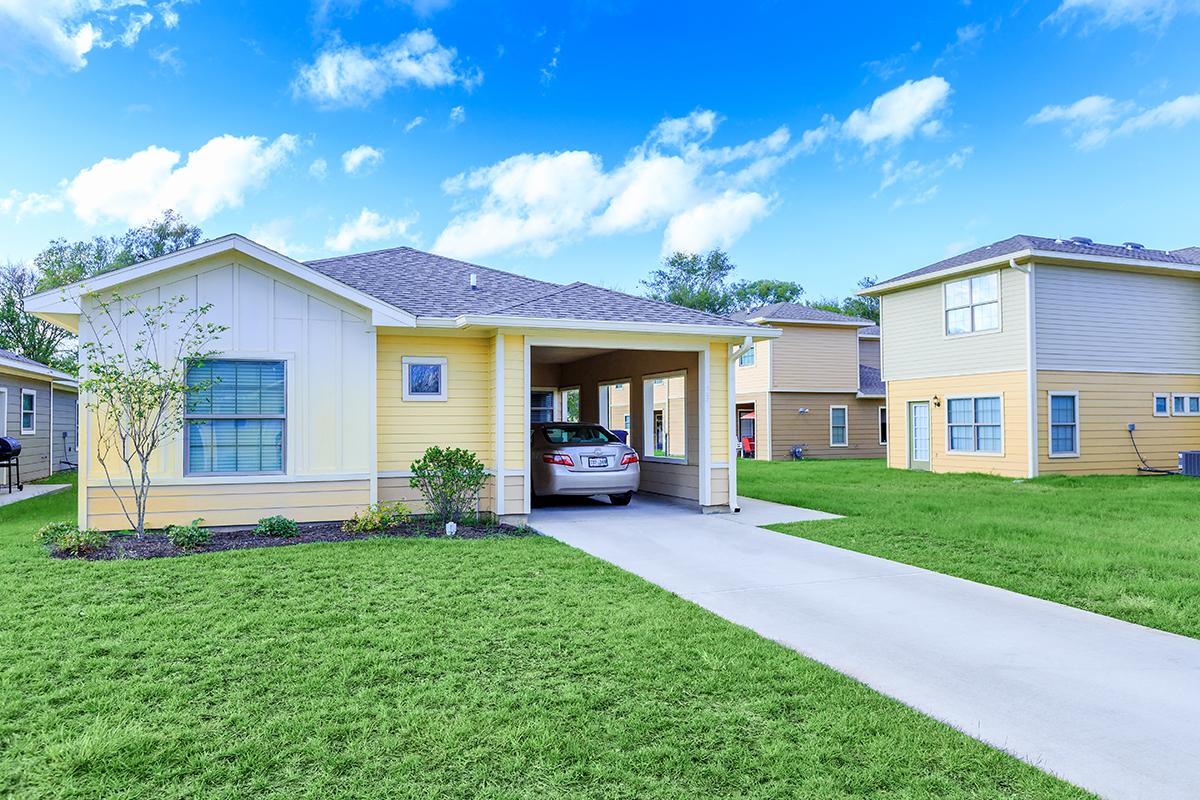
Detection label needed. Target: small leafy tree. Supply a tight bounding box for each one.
[410,446,488,524]
[78,292,226,536]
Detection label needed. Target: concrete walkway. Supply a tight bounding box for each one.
[531,494,1200,800]
[0,482,69,508]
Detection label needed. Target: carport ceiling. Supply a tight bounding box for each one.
[531,346,619,364]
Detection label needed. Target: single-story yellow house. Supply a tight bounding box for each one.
[863,234,1200,477]
[26,234,777,530]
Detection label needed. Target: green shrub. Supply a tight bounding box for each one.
[165,518,210,549]
[35,521,77,546]
[343,502,411,533]
[50,527,111,556]
[410,446,487,524]
[255,515,298,537]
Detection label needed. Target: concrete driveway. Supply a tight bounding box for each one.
[531,493,1200,800]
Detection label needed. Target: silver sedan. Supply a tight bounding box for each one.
[531,423,640,506]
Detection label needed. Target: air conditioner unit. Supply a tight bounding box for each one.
[1179,451,1200,477]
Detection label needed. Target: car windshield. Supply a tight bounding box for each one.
[540,425,619,445]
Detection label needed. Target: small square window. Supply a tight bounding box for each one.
[402,357,448,401]
[1154,394,1169,416]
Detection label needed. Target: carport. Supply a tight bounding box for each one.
[527,339,725,511]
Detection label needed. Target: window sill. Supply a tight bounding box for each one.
[1047,452,1080,459]
[401,395,448,402]
[642,456,687,465]
[945,450,1005,457]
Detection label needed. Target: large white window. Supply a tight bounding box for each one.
[944,273,999,336]
[185,360,286,475]
[643,372,686,461]
[1172,394,1200,416]
[1048,392,1079,457]
[402,356,447,401]
[879,406,888,445]
[946,395,1002,454]
[830,405,848,447]
[20,389,35,434]
[738,344,756,367]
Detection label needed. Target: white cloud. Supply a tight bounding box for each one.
[249,218,313,259]
[65,133,298,225]
[150,44,182,73]
[404,115,426,132]
[308,158,328,180]
[293,29,481,109]
[448,105,465,126]
[891,185,939,209]
[0,1,184,72]
[341,144,383,175]
[876,146,972,207]
[1028,92,1200,149]
[843,76,952,146]
[1046,0,1199,31]
[0,189,64,221]
[661,192,770,254]
[933,23,985,68]
[433,110,800,260]
[324,208,417,252]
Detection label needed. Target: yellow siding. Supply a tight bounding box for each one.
[503,334,525,472]
[735,338,771,393]
[886,371,1029,477]
[1037,371,1200,475]
[379,475,495,514]
[377,333,494,471]
[87,480,370,531]
[710,342,729,463]
[710,467,729,506]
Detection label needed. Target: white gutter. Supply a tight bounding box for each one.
[1008,258,1039,479]
[448,314,782,339]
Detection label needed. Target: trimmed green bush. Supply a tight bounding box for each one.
[255,515,299,537]
[165,518,210,549]
[49,527,110,556]
[342,502,411,533]
[35,521,77,547]
[410,446,487,524]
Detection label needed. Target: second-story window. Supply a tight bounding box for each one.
[945,273,999,336]
[738,344,756,367]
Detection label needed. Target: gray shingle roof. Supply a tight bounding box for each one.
[491,282,748,326]
[858,364,885,396]
[858,325,880,338]
[879,235,1200,287]
[306,246,757,328]
[729,303,872,325]
[0,348,49,367]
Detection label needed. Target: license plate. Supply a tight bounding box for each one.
[588,456,607,468]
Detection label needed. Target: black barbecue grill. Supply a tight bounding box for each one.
[0,437,23,492]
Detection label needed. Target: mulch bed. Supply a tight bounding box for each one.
[53,519,535,561]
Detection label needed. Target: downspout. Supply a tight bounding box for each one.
[728,336,754,511]
[1009,258,1038,478]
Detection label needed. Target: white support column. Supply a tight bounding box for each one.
[494,332,505,517]
[368,327,379,505]
[1025,264,1039,479]
[727,344,739,511]
[699,344,712,507]
[522,337,531,515]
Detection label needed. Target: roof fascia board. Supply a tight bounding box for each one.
[0,356,73,382]
[865,247,1200,296]
[24,234,417,328]
[452,314,782,339]
[753,317,872,327]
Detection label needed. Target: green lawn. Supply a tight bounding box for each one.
[739,459,1200,639]
[0,482,1087,798]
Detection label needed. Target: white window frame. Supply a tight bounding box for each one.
[944,394,1005,456]
[943,272,1001,338]
[737,344,756,368]
[183,358,288,477]
[530,386,557,423]
[1047,391,1080,458]
[1154,393,1170,417]
[598,380,630,432]
[642,369,687,464]
[1171,393,1200,417]
[878,406,888,446]
[560,385,581,423]
[0,388,7,437]
[401,356,448,401]
[20,388,36,435]
[830,404,849,447]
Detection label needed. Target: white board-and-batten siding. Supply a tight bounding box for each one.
[81,254,374,482]
[1034,264,1200,374]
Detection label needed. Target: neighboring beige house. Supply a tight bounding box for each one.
[729,304,886,460]
[863,234,1200,477]
[27,234,778,530]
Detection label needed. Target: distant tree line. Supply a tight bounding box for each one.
[0,210,203,373]
[642,249,878,322]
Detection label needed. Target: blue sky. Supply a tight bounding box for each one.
[1,1,1198,298]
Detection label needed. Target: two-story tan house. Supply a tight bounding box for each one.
[864,235,1200,477]
[730,304,885,460]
